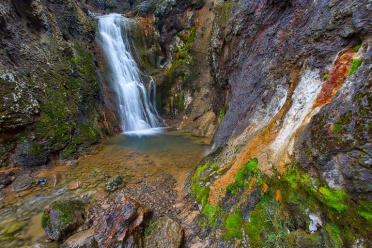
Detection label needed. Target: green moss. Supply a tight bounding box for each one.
[211,163,219,171]
[224,209,243,240]
[226,183,236,194]
[178,50,188,59]
[353,44,362,52]
[235,158,259,187]
[325,223,343,246]
[174,92,185,111]
[221,0,233,20]
[318,187,348,213]
[348,58,362,76]
[219,106,225,122]
[42,200,84,229]
[285,230,320,248]
[202,204,220,227]
[192,163,209,182]
[41,212,51,229]
[4,222,25,235]
[244,205,266,247]
[193,186,210,207]
[323,73,329,80]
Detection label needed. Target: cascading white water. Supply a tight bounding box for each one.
[97,14,163,135]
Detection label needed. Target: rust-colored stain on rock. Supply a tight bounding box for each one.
[314,48,356,108]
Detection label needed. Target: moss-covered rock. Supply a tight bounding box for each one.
[41,200,85,241]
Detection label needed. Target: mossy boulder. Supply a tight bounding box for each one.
[41,200,85,241]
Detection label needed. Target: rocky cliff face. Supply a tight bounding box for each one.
[0,0,121,167]
[182,0,372,247]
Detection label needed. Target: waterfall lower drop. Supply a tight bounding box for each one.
[97,14,163,135]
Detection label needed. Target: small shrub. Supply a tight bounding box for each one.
[323,73,329,80]
[211,163,219,171]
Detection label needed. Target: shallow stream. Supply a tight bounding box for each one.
[0,130,211,247]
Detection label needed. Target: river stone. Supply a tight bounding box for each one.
[41,200,85,241]
[94,197,151,248]
[46,173,62,187]
[145,216,184,248]
[105,175,123,191]
[11,174,36,192]
[61,229,97,248]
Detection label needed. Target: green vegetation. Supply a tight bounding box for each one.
[211,163,219,171]
[219,106,225,123]
[323,73,329,80]
[225,158,261,194]
[318,187,348,213]
[41,212,51,229]
[348,58,362,76]
[243,205,266,247]
[353,44,362,52]
[174,92,185,111]
[226,183,236,194]
[221,0,233,20]
[41,200,84,229]
[192,163,209,181]
[202,204,220,227]
[144,219,158,239]
[192,158,372,247]
[325,223,342,247]
[223,209,243,240]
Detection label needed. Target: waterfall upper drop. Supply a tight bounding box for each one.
[97,14,163,135]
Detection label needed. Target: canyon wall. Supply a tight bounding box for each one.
[0,0,121,167]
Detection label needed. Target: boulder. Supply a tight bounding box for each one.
[61,229,97,248]
[93,196,152,248]
[11,174,36,192]
[41,200,85,241]
[144,216,184,248]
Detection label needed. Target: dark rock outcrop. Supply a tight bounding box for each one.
[41,200,85,241]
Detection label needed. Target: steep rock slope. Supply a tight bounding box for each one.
[186,0,372,247]
[0,0,121,167]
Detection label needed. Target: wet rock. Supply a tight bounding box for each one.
[38,176,46,186]
[30,238,59,248]
[46,173,62,187]
[144,216,184,248]
[61,229,97,248]
[69,181,83,190]
[66,160,78,166]
[0,174,13,189]
[105,175,124,191]
[11,174,36,192]
[90,196,151,247]
[41,200,85,241]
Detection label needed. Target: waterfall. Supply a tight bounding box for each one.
[97,14,163,135]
